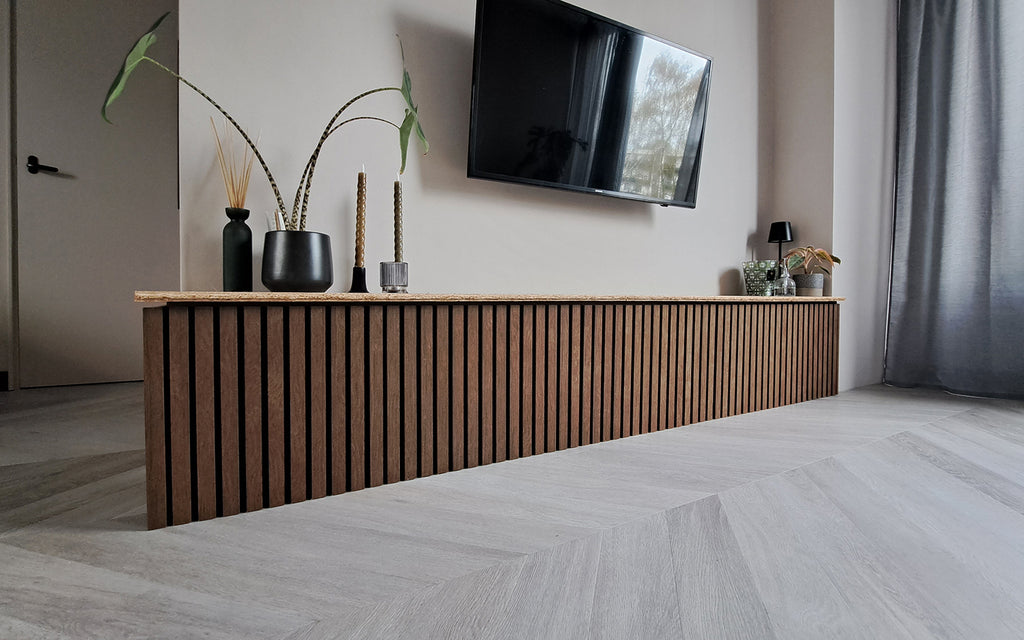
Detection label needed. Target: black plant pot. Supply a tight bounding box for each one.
[261,230,333,292]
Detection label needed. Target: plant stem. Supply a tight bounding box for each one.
[144,57,287,216]
[295,116,400,230]
[294,87,400,230]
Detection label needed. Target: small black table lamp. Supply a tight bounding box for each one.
[767,221,793,272]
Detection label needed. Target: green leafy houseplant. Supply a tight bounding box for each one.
[102,12,428,231]
[785,246,841,275]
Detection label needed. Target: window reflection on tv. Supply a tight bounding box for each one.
[468,0,712,208]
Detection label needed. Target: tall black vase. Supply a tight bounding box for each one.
[262,230,333,292]
[223,207,252,292]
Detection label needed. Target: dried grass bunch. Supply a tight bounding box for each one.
[211,118,256,209]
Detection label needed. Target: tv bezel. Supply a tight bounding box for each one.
[467,0,713,209]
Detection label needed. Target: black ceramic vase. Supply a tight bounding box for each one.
[261,230,333,292]
[223,207,252,292]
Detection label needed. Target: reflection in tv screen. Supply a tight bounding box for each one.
[468,0,712,208]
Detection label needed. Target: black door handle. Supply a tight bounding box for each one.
[27,155,59,174]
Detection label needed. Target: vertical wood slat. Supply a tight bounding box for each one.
[347,306,367,492]
[435,306,450,474]
[288,306,307,503]
[521,305,534,457]
[309,306,327,500]
[481,305,494,466]
[581,305,593,446]
[384,306,402,484]
[217,306,240,518]
[466,305,480,469]
[494,305,507,463]
[367,306,385,487]
[507,305,521,461]
[546,305,559,453]
[266,307,286,508]
[143,308,167,530]
[403,305,419,481]
[329,306,348,494]
[242,307,263,513]
[419,306,435,476]
[167,306,191,526]
[193,307,216,521]
[450,305,465,470]
[146,299,840,529]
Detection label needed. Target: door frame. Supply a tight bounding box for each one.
[2,3,17,390]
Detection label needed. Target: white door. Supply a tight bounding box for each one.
[15,0,179,387]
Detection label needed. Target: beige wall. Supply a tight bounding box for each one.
[833,0,896,389]
[178,0,764,296]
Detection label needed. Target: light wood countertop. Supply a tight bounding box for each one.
[136,291,844,304]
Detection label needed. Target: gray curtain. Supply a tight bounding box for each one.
[886,0,1024,399]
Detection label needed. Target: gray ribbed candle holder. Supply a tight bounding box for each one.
[380,261,408,293]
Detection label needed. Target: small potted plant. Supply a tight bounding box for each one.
[102,12,428,292]
[784,246,840,296]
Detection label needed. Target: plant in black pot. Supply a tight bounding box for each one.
[784,246,840,296]
[102,12,428,292]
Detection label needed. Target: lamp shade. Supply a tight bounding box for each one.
[767,221,793,243]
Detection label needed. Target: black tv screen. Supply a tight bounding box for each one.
[468,0,712,208]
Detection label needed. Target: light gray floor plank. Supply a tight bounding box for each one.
[1,383,1022,638]
[665,495,778,640]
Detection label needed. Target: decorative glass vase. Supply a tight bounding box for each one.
[773,260,796,296]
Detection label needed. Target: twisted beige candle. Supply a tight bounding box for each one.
[394,178,403,263]
[355,171,366,268]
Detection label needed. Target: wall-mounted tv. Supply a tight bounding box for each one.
[468,0,712,208]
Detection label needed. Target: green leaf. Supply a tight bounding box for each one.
[397,36,429,161]
[399,110,415,174]
[102,11,170,123]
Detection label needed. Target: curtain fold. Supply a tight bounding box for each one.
[886,0,1024,398]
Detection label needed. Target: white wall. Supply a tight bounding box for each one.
[178,0,763,296]
[833,0,895,389]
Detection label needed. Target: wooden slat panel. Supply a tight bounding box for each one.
[347,306,366,491]
[630,303,638,434]
[193,307,216,520]
[595,305,608,442]
[832,304,841,395]
[481,305,494,466]
[288,306,307,502]
[384,305,402,484]
[668,305,679,428]
[616,305,629,439]
[143,307,167,530]
[737,304,749,415]
[547,305,559,452]
[598,303,610,438]
[450,305,465,470]
[242,306,263,512]
[329,306,348,494]
[403,305,419,481]
[507,305,521,460]
[562,304,573,449]
[581,305,593,446]
[532,306,545,455]
[266,307,286,508]
[217,306,240,518]
[648,304,658,433]
[435,306,450,474]
[651,304,662,431]
[419,305,435,476]
[521,305,534,457]
[466,305,480,469]
[167,306,191,525]
[367,305,385,487]
[309,306,327,500]
[494,305,507,463]
[724,305,736,418]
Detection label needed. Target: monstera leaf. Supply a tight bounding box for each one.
[102,12,170,123]
[397,39,428,173]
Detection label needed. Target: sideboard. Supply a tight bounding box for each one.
[136,292,841,529]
